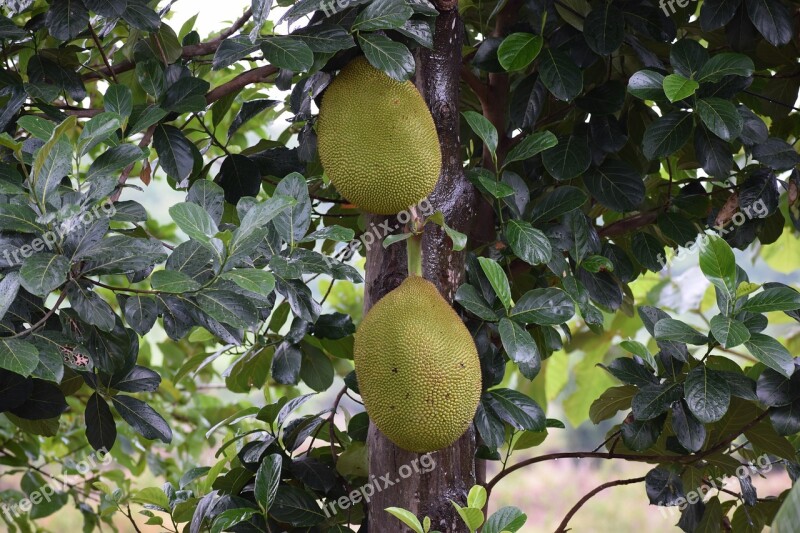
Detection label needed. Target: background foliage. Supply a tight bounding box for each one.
[1,0,800,531]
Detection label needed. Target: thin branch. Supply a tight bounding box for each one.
[486,411,769,498]
[110,124,156,203]
[9,290,68,338]
[83,8,253,81]
[598,210,660,238]
[206,65,278,104]
[555,477,646,533]
[88,23,118,84]
[89,279,160,295]
[328,386,348,466]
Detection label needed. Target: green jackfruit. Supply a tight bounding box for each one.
[353,276,482,453]
[316,57,442,215]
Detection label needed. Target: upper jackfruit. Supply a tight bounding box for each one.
[316,57,442,215]
[353,276,482,453]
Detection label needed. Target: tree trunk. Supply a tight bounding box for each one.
[363,4,479,532]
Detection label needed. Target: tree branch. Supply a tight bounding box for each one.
[82,8,253,81]
[205,65,278,104]
[486,411,769,498]
[555,477,646,532]
[598,210,659,238]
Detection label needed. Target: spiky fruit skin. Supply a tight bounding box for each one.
[316,57,442,215]
[354,276,482,453]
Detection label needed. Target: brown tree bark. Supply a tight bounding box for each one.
[363,4,479,532]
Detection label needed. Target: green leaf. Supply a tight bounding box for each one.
[774,478,800,532]
[653,318,708,345]
[352,0,413,31]
[696,52,755,82]
[529,186,587,223]
[510,288,575,325]
[104,84,133,119]
[385,508,425,533]
[32,115,76,207]
[136,60,165,97]
[211,509,258,533]
[684,366,730,423]
[740,287,800,313]
[542,135,591,181]
[498,318,541,379]
[474,173,515,198]
[619,340,657,370]
[467,485,487,510]
[86,145,144,180]
[709,314,750,348]
[0,204,41,233]
[45,0,88,40]
[150,270,201,293]
[486,388,546,431]
[0,338,39,376]
[111,395,172,443]
[19,253,70,297]
[642,111,694,159]
[662,74,699,103]
[462,111,498,158]
[213,36,263,70]
[196,290,259,329]
[18,116,55,140]
[0,272,21,322]
[358,33,415,81]
[538,48,582,101]
[483,506,527,533]
[455,284,499,321]
[426,211,467,251]
[699,235,737,301]
[628,70,666,101]
[504,131,557,165]
[169,202,219,243]
[497,33,543,71]
[583,4,624,55]
[582,160,645,212]
[220,270,276,296]
[745,0,792,47]
[255,454,282,513]
[696,98,743,141]
[632,232,665,272]
[505,219,552,266]
[261,36,314,71]
[78,112,122,156]
[153,125,195,183]
[745,333,794,378]
[451,503,484,533]
[632,383,683,420]
[131,487,170,510]
[589,385,636,424]
[477,257,512,310]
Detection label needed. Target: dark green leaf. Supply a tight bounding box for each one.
[111,395,172,443]
[539,48,582,101]
[697,53,754,82]
[583,4,624,55]
[85,392,116,451]
[486,389,546,432]
[498,318,541,379]
[542,135,590,181]
[745,0,792,46]
[357,33,414,81]
[685,366,730,423]
[642,111,694,160]
[745,333,794,378]
[583,160,645,212]
[654,318,708,345]
[45,0,88,41]
[510,288,575,325]
[19,253,70,297]
[154,125,195,183]
[0,339,39,376]
[696,98,743,141]
[710,314,750,348]
[261,36,314,72]
[506,220,552,266]
[352,0,413,31]
[255,454,282,513]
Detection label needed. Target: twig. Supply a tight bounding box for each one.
[328,386,348,466]
[88,22,118,84]
[9,291,68,338]
[110,124,156,203]
[206,65,278,104]
[555,477,646,532]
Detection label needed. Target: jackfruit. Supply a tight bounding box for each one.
[316,57,442,215]
[354,276,482,453]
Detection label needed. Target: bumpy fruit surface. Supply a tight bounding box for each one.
[316,57,442,215]
[353,276,481,453]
